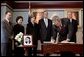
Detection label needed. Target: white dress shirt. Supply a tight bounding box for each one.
[44,18,48,27]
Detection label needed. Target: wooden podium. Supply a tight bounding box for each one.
[41,43,83,56]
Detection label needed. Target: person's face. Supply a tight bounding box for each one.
[5,12,12,21]
[41,12,44,18]
[17,18,23,25]
[44,11,48,18]
[31,17,35,23]
[72,12,76,20]
[55,20,61,27]
[37,12,43,19]
[67,12,72,19]
[35,12,43,23]
[52,16,59,24]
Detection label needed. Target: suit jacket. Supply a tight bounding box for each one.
[1,19,13,43]
[61,18,69,28]
[53,24,68,42]
[61,18,78,42]
[39,19,52,42]
[67,19,78,42]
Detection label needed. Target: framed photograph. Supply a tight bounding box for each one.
[23,35,33,46]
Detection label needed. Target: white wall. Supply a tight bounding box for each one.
[81,10,83,27]
[48,10,64,19]
[76,28,83,44]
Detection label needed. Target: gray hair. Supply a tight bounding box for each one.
[52,16,60,23]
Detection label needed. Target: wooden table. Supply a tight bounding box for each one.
[18,45,35,56]
[41,43,83,56]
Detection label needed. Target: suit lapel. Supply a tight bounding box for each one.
[47,19,49,28]
[4,19,12,35]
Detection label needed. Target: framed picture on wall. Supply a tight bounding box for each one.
[23,35,33,46]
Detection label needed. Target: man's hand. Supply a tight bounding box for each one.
[51,37,55,43]
[61,38,70,43]
[66,38,70,42]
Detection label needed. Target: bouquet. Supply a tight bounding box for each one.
[15,32,23,46]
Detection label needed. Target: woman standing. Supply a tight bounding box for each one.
[13,16,24,56]
[26,12,39,56]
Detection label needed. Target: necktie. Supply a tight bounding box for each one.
[9,22,11,25]
[69,19,73,30]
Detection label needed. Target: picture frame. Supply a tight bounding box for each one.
[23,35,33,46]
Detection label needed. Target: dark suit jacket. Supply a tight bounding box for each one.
[68,19,78,42]
[39,19,52,42]
[1,19,13,43]
[61,18,69,28]
[61,18,78,42]
[53,24,68,42]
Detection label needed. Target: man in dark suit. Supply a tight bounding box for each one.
[1,11,13,56]
[61,12,78,43]
[39,10,52,43]
[61,11,78,56]
[67,12,78,43]
[61,18,69,42]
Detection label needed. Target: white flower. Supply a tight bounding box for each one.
[18,38,21,42]
[15,32,23,43]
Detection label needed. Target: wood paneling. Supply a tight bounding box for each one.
[1,1,83,9]
[13,1,83,9]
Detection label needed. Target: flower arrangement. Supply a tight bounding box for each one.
[15,32,23,45]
